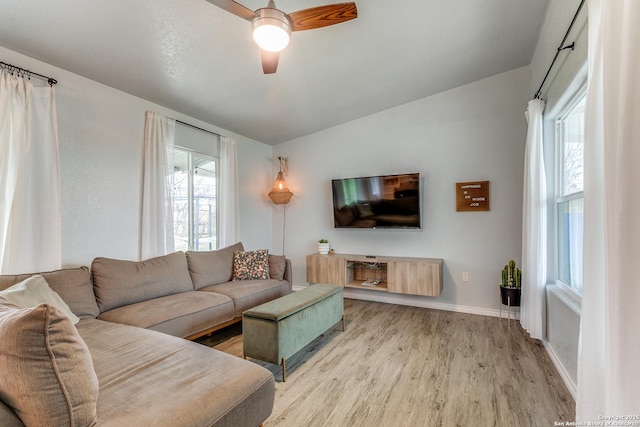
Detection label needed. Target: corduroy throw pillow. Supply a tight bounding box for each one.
[0,299,99,426]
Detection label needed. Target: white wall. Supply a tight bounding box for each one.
[274,66,531,315]
[0,45,274,268]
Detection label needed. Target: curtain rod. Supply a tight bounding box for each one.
[0,61,57,86]
[175,120,221,138]
[534,0,585,100]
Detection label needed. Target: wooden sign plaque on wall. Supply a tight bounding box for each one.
[456,181,490,212]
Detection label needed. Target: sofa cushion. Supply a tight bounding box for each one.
[268,254,287,281]
[98,291,235,338]
[0,299,99,427]
[232,249,270,281]
[333,205,354,226]
[186,242,244,290]
[0,266,99,319]
[76,318,275,427]
[92,251,193,312]
[0,275,79,324]
[199,279,291,318]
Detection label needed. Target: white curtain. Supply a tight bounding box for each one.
[521,98,547,340]
[577,0,640,419]
[140,111,175,259]
[218,136,239,247]
[0,70,61,274]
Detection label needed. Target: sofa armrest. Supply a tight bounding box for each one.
[283,259,293,291]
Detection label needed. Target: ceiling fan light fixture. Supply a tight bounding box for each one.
[252,9,292,52]
[209,0,358,73]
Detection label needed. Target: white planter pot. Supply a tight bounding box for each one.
[317,243,330,254]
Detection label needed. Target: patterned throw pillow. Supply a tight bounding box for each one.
[232,250,270,280]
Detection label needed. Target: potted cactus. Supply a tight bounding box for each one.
[500,259,521,306]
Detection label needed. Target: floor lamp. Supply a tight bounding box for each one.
[268,157,293,255]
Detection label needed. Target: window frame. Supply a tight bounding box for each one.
[553,85,586,298]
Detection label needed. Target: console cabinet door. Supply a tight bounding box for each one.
[306,254,346,285]
[388,261,442,296]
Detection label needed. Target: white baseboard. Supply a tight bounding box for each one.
[542,338,577,400]
[295,284,520,319]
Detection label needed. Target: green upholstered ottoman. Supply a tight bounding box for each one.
[242,283,344,381]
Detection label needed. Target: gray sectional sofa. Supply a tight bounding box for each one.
[0,242,291,427]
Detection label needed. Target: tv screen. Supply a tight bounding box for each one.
[332,173,421,229]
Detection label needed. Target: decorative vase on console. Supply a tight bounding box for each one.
[317,239,330,254]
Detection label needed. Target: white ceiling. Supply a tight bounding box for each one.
[0,0,549,145]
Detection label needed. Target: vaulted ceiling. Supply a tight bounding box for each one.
[0,0,549,145]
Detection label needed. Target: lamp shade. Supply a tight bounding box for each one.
[268,171,293,204]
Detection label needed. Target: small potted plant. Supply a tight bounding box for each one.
[317,239,330,254]
[500,259,521,306]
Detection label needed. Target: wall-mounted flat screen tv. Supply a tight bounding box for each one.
[332,173,421,229]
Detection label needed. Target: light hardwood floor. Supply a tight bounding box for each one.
[198,299,575,427]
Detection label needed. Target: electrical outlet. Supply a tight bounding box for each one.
[462,272,469,282]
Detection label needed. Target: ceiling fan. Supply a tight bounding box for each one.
[207,0,357,74]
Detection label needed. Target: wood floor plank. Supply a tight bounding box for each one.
[197,299,574,426]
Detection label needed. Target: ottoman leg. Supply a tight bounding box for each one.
[281,357,287,382]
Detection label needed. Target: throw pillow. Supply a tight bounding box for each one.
[0,299,99,426]
[268,254,286,281]
[355,203,374,218]
[0,275,80,324]
[232,249,270,280]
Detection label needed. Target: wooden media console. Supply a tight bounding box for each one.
[306,253,443,297]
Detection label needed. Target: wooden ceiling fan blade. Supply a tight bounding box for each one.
[206,0,257,21]
[288,3,357,32]
[261,50,279,74]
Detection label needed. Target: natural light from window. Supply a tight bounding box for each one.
[556,92,585,294]
[171,148,217,252]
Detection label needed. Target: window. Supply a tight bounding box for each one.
[171,148,218,251]
[555,89,585,294]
